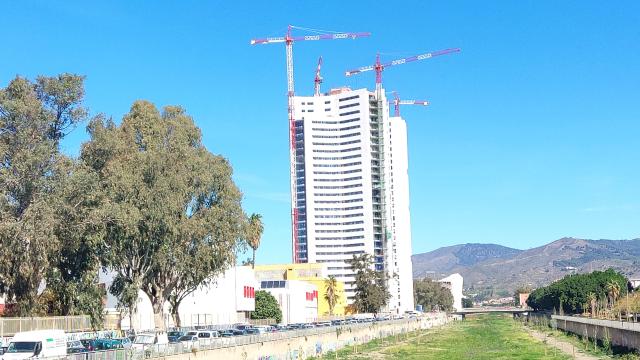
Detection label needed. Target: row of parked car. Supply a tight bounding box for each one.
[66,337,133,354]
[165,316,394,345]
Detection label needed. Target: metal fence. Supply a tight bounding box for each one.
[0,316,92,337]
[28,317,427,360]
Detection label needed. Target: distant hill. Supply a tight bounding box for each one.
[412,238,640,294]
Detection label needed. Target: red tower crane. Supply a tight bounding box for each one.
[391,91,429,117]
[345,48,461,92]
[314,56,323,96]
[250,26,370,263]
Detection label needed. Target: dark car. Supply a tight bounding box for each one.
[232,329,246,336]
[79,339,96,352]
[112,338,132,349]
[167,331,184,343]
[245,328,259,335]
[67,341,88,354]
[219,330,234,338]
[93,339,121,350]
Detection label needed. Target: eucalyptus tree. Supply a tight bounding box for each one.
[0,74,96,316]
[82,101,246,329]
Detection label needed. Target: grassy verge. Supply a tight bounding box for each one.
[313,314,570,359]
[523,318,640,359]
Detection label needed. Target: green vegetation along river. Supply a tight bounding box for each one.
[317,314,571,359]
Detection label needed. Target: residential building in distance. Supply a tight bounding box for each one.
[438,273,464,312]
[291,87,414,314]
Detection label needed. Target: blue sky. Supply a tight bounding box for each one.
[2,1,639,264]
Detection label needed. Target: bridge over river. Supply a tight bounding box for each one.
[453,306,530,319]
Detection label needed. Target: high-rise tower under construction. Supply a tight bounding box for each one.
[291,87,414,314]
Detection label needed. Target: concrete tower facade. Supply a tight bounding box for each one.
[291,87,414,313]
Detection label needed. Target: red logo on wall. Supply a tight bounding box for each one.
[305,290,318,301]
[243,286,255,298]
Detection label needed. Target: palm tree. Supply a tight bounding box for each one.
[587,292,597,317]
[607,280,622,320]
[246,213,263,269]
[607,281,621,308]
[324,276,339,316]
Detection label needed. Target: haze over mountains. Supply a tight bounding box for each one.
[412,238,640,293]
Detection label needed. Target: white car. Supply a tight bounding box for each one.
[132,331,168,356]
[177,336,198,351]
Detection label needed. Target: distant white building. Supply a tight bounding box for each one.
[259,279,318,325]
[100,266,257,330]
[438,273,464,312]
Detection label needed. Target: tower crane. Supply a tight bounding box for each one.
[250,26,370,263]
[314,56,323,96]
[391,91,429,117]
[345,48,461,92]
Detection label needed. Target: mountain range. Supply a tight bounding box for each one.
[412,237,640,294]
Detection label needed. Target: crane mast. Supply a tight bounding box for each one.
[314,56,323,96]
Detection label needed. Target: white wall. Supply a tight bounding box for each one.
[388,116,415,313]
[100,266,257,330]
[262,280,317,325]
[439,273,464,311]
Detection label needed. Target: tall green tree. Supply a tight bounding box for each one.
[246,213,263,269]
[527,269,627,314]
[348,254,390,315]
[413,278,453,312]
[324,275,340,316]
[251,290,282,324]
[82,101,246,329]
[0,74,95,316]
[43,160,106,327]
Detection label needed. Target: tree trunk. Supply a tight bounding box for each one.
[152,300,166,330]
[172,309,181,328]
[252,249,256,269]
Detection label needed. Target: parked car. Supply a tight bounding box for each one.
[2,330,67,360]
[93,339,121,351]
[219,330,234,338]
[67,341,87,355]
[232,329,246,336]
[167,331,184,344]
[177,336,198,351]
[79,340,96,352]
[132,331,169,356]
[112,338,132,349]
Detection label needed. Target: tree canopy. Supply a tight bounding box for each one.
[413,278,453,312]
[252,290,282,324]
[0,74,103,323]
[81,101,247,329]
[348,254,390,314]
[527,269,628,314]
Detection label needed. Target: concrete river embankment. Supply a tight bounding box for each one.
[160,313,452,360]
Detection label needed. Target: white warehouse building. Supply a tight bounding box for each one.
[291,87,414,314]
[101,266,257,330]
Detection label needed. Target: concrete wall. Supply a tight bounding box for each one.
[154,313,452,360]
[552,315,640,350]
